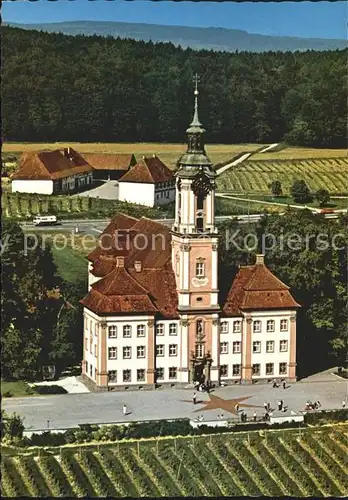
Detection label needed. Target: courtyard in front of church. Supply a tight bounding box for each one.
[3,371,346,432]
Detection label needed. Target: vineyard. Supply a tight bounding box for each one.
[1,425,347,497]
[217,157,348,194]
[1,192,166,220]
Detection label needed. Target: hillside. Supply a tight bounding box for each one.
[1,425,347,497]
[2,27,346,147]
[7,21,347,53]
[217,157,348,195]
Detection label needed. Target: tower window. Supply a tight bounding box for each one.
[195,261,205,277]
[197,193,204,210]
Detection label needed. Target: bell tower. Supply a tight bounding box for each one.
[172,76,220,386]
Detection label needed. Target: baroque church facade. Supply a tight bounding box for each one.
[81,83,299,391]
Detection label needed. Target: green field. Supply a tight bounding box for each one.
[217,158,348,195]
[1,425,347,497]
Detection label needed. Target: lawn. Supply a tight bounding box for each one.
[228,194,348,210]
[1,380,33,398]
[1,424,347,497]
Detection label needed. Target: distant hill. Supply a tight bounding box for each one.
[6,21,347,53]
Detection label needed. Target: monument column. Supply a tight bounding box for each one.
[146,319,155,385]
[241,316,252,384]
[97,320,108,389]
[288,314,297,381]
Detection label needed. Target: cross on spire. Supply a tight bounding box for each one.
[190,73,202,127]
[193,73,200,94]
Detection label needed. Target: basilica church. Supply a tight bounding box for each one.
[81,83,299,391]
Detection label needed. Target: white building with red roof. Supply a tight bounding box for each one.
[11,147,93,195]
[118,155,175,206]
[81,81,299,391]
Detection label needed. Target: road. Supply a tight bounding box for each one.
[3,373,345,431]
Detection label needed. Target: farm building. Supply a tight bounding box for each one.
[81,84,299,391]
[82,153,137,180]
[11,148,93,195]
[118,155,175,206]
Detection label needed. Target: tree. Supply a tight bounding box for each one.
[315,188,330,207]
[269,180,283,197]
[290,179,312,204]
[219,211,348,377]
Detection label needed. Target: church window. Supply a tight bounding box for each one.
[220,342,228,354]
[169,323,177,336]
[137,346,146,358]
[156,323,164,336]
[253,341,261,353]
[156,368,164,380]
[280,319,288,331]
[108,347,117,360]
[123,370,131,382]
[233,341,241,354]
[123,325,132,338]
[221,322,228,334]
[220,365,228,377]
[137,325,146,337]
[137,369,145,382]
[169,344,177,356]
[253,320,261,333]
[195,261,205,277]
[267,320,275,332]
[195,343,204,358]
[123,346,132,359]
[156,344,165,357]
[169,367,177,379]
[280,340,288,352]
[266,363,274,376]
[279,363,287,375]
[253,364,261,376]
[108,370,117,382]
[233,364,241,376]
[266,341,275,353]
[233,321,241,333]
[108,325,117,338]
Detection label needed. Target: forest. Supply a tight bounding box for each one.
[2,26,346,147]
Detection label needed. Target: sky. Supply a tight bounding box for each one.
[3,1,347,40]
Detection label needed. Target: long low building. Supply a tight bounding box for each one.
[11,148,93,195]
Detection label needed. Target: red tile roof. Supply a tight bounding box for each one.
[83,215,298,318]
[118,155,174,184]
[82,153,136,171]
[223,263,300,316]
[12,148,92,181]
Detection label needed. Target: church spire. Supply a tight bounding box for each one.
[189,74,203,128]
[187,74,205,136]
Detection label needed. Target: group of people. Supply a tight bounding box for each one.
[273,380,287,390]
[305,400,321,411]
[194,381,210,393]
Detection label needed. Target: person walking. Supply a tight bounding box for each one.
[193,392,197,405]
[253,411,257,422]
[282,381,286,390]
[264,402,268,412]
[277,400,282,411]
[123,404,127,416]
[342,400,346,409]
[273,379,278,388]
[235,403,240,413]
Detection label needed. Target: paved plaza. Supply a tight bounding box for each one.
[3,373,347,431]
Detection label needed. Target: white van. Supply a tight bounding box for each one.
[32,215,59,226]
